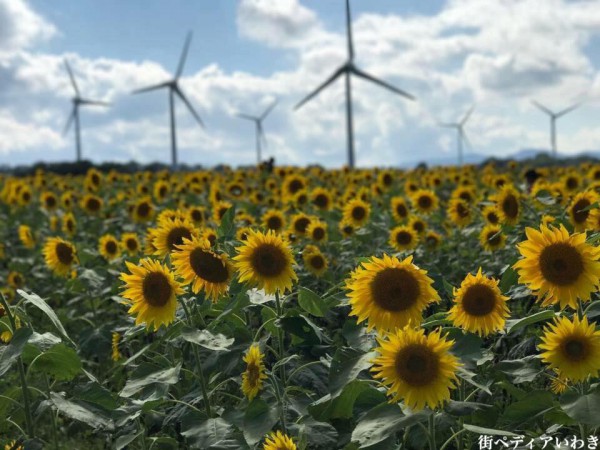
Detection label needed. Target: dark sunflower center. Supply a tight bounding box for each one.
[55,243,74,265]
[45,196,57,208]
[137,202,151,218]
[502,194,519,218]
[310,254,325,270]
[314,194,329,208]
[418,196,432,209]
[13,274,22,286]
[396,231,413,246]
[86,198,101,212]
[189,248,229,283]
[66,220,74,232]
[413,221,425,233]
[126,238,138,251]
[566,177,578,190]
[487,212,499,224]
[312,227,325,240]
[396,203,408,218]
[572,199,591,224]
[459,192,472,202]
[563,338,588,362]
[383,173,392,186]
[167,227,193,251]
[23,192,31,201]
[352,206,366,221]
[105,241,118,255]
[289,179,304,194]
[487,231,501,246]
[267,216,283,230]
[343,225,354,235]
[461,284,496,316]
[457,202,469,218]
[294,218,310,233]
[142,272,172,307]
[395,344,440,387]
[191,210,203,222]
[250,244,288,278]
[159,186,167,197]
[539,243,584,286]
[247,362,260,385]
[370,268,421,312]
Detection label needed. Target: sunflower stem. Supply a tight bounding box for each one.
[179,298,213,418]
[44,374,59,450]
[0,294,35,439]
[428,413,436,450]
[274,291,287,433]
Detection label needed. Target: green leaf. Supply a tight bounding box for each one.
[50,392,114,430]
[18,290,74,345]
[120,363,182,398]
[351,403,427,447]
[499,267,518,293]
[217,206,236,239]
[501,390,554,424]
[181,417,234,448]
[309,379,377,421]
[560,390,600,426]
[297,287,328,317]
[496,356,542,384]
[463,424,517,437]
[243,398,278,445]
[329,347,375,395]
[505,310,556,334]
[29,343,82,381]
[180,328,234,351]
[0,327,32,376]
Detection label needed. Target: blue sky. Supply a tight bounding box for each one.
[1,0,600,167]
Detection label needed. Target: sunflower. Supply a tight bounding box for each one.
[61,212,76,236]
[408,216,427,235]
[290,213,312,236]
[111,332,122,361]
[448,268,510,336]
[494,185,521,225]
[201,228,218,247]
[550,369,569,394]
[371,326,460,411]
[262,209,286,233]
[99,234,121,261]
[153,180,170,202]
[188,206,207,227]
[389,225,419,252]
[241,343,267,401]
[212,201,233,225]
[391,197,410,222]
[568,191,598,232]
[80,194,103,215]
[302,245,328,277]
[263,431,296,450]
[131,196,154,222]
[4,441,23,450]
[234,230,297,294]
[306,220,328,243]
[120,258,184,331]
[513,225,600,309]
[121,233,140,256]
[479,224,506,252]
[310,187,333,211]
[18,225,35,249]
[447,199,472,228]
[539,315,600,382]
[43,237,78,277]
[346,254,440,331]
[343,198,371,228]
[40,191,58,211]
[152,217,197,258]
[172,237,232,302]
[410,189,439,215]
[7,271,24,289]
[339,220,355,238]
[236,226,253,241]
[424,231,442,250]
[482,205,500,225]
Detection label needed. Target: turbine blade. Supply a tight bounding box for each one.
[438,122,458,128]
[294,66,346,110]
[176,31,193,78]
[460,105,475,125]
[79,99,110,106]
[556,102,581,118]
[131,81,171,95]
[175,86,204,128]
[260,99,278,120]
[345,0,354,60]
[64,60,80,96]
[63,107,76,135]
[531,100,553,116]
[236,113,257,121]
[351,67,416,101]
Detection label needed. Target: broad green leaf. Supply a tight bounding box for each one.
[18,290,74,345]
[0,327,32,376]
[463,424,517,437]
[297,287,328,317]
[181,417,234,448]
[496,356,542,384]
[243,398,278,445]
[50,392,114,430]
[505,310,556,334]
[29,343,82,381]
[501,390,554,424]
[329,347,375,395]
[120,363,182,398]
[217,206,236,239]
[351,403,427,447]
[180,327,234,351]
[499,267,518,293]
[560,390,600,426]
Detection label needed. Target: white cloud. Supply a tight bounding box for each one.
[0,0,56,55]
[0,109,63,154]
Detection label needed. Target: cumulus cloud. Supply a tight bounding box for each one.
[0,0,56,54]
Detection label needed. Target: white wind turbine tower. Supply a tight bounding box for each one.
[235,100,278,165]
[63,60,110,162]
[439,106,474,166]
[294,0,416,169]
[531,100,580,158]
[132,31,205,170]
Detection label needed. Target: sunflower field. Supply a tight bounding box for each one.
[2,162,600,450]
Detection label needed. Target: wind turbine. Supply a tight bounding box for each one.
[439,106,474,166]
[63,60,110,162]
[132,31,204,170]
[531,100,580,158]
[235,100,277,165]
[294,0,415,169]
